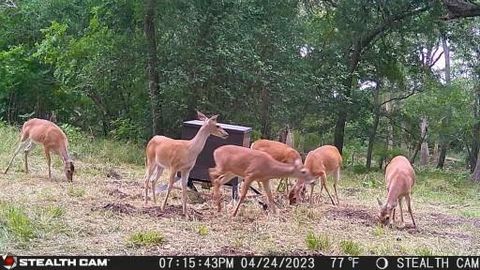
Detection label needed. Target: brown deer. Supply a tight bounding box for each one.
[377,155,417,228]
[289,145,342,205]
[4,118,75,181]
[250,139,302,193]
[210,145,313,217]
[144,111,228,216]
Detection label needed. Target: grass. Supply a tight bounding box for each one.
[305,231,331,251]
[67,186,86,198]
[340,240,362,256]
[0,122,479,255]
[127,231,165,247]
[197,225,209,236]
[0,202,35,242]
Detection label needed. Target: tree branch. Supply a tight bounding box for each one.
[380,90,417,106]
[430,51,445,68]
[442,0,480,20]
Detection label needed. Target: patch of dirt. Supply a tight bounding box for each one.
[98,202,136,214]
[106,168,122,179]
[92,202,204,220]
[427,230,473,241]
[326,205,376,226]
[141,205,204,220]
[108,188,129,199]
[427,212,470,226]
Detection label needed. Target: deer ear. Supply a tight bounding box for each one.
[209,114,219,121]
[377,198,383,207]
[197,111,208,121]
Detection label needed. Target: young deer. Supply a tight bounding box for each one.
[144,111,228,216]
[4,118,75,181]
[250,139,302,193]
[289,145,342,205]
[377,155,417,228]
[210,145,313,217]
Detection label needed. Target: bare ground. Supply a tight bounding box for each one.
[1,156,479,255]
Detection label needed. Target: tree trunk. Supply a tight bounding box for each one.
[473,151,480,182]
[333,111,347,155]
[437,144,448,169]
[420,117,429,166]
[144,0,162,136]
[366,110,380,170]
[437,34,451,169]
[470,84,480,172]
[260,86,271,139]
[366,85,381,170]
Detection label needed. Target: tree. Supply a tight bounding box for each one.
[144,0,162,136]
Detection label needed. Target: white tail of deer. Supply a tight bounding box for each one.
[377,155,417,228]
[143,111,228,216]
[250,139,302,193]
[4,118,75,181]
[210,145,313,217]
[289,145,342,205]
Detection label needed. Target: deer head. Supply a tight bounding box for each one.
[197,111,229,139]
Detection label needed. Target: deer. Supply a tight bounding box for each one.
[143,111,229,216]
[250,139,302,193]
[4,118,75,181]
[209,145,313,217]
[377,155,417,228]
[289,145,342,206]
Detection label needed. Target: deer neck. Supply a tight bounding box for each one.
[385,187,401,208]
[59,147,71,164]
[268,160,296,178]
[188,125,210,155]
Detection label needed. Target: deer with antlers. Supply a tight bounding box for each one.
[377,155,417,228]
[210,145,313,217]
[143,111,228,216]
[4,118,75,181]
[289,145,342,205]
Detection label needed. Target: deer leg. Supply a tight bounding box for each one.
[180,170,191,216]
[232,178,250,217]
[151,166,164,204]
[143,165,155,205]
[333,168,340,205]
[160,169,174,210]
[398,197,405,226]
[309,183,315,204]
[44,148,51,179]
[23,140,35,174]
[4,139,29,174]
[406,194,417,228]
[321,175,336,205]
[263,180,277,214]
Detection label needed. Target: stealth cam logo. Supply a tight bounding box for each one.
[0,254,17,270]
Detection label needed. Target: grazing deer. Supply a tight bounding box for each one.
[377,155,417,228]
[210,145,313,217]
[144,111,228,216]
[250,139,302,193]
[4,118,75,181]
[289,145,342,205]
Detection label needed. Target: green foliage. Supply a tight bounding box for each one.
[340,240,362,256]
[197,225,209,236]
[0,202,35,242]
[127,231,164,247]
[305,231,331,251]
[0,0,478,178]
